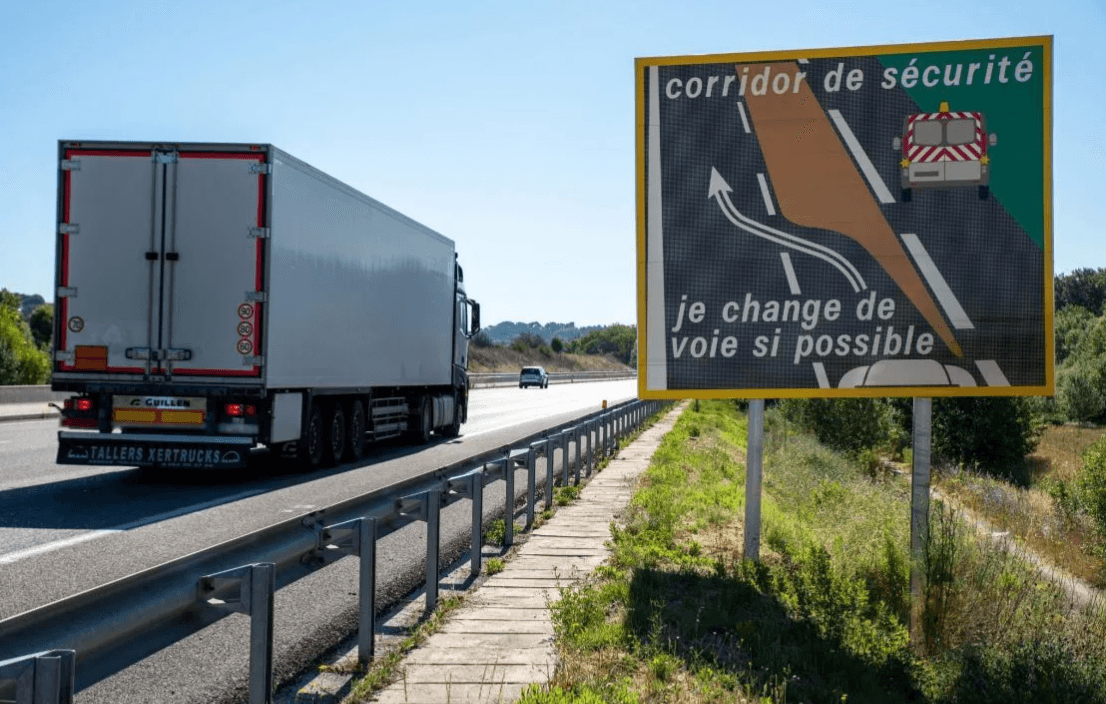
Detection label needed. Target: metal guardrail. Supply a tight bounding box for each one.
[0,385,69,405]
[0,399,666,704]
[0,371,635,405]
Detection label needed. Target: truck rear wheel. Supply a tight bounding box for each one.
[411,397,432,445]
[299,402,325,469]
[441,392,462,438]
[347,400,367,461]
[325,402,346,466]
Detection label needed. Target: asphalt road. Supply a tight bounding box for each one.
[0,379,636,704]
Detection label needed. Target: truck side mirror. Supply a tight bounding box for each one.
[469,301,480,336]
[892,136,902,151]
[989,133,997,147]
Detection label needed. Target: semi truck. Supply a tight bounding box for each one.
[51,140,480,470]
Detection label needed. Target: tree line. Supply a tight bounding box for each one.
[0,289,51,385]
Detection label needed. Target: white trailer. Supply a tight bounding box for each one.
[52,141,480,469]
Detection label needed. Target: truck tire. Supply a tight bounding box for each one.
[410,397,432,445]
[299,402,325,469]
[441,392,462,438]
[347,400,367,461]
[325,402,346,466]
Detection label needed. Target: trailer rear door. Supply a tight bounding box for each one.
[57,145,266,380]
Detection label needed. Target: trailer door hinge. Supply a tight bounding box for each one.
[126,347,157,361]
[57,286,77,298]
[248,227,270,239]
[249,163,271,175]
[245,291,266,303]
[55,351,73,363]
[60,159,81,171]
[153,151,178,164]
[59,223,79,235]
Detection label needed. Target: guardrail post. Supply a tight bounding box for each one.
[0,650,76,704]
[397,491,441,611]
[426,489,441,610]
[585,420,593,476]
[473,471,485,572]
[544,437,554,509]
[198,563,275,704]
[607,412,614,455]
[316,517,378,663]
[526,445,538,528]
[560,432,569,485]
[572,427,581,485]
[503,452,514,548]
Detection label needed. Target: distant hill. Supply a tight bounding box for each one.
[1,290,47,320]
[18,293,46,319]
[481,321,607,345]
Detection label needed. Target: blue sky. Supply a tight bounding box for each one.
[1,0,1099,327]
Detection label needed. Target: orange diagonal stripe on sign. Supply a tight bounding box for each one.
[742,62,962,357]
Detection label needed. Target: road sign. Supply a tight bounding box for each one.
[636,36,1053,399]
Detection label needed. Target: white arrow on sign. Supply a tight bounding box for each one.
[709,167,867,293]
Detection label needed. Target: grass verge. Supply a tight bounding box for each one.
[525,400,1106,704]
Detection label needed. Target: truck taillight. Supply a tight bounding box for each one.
[62,396,97,428]
[223,403,257,417]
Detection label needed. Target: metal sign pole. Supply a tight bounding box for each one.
[909,397,932,648]
[743,399,764,562]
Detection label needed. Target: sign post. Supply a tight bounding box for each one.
[910,397,932,647]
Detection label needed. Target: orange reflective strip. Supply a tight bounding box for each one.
[114,409,157,423]
[158,410,206,425]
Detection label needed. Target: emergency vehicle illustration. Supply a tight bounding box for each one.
[892,101,997,202]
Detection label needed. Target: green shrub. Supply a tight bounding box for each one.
[1057,362,1106,422]
[483,519,523,545]
[931,397,1043,480]
[1079,438,1106,542]
[779,397,899,457]
[0,303,50,385]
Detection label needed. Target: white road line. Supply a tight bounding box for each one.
[756,173,776,215]
[737,102,751,133]
[975,360,1010,387]
[812,363,830,388]
[647,65,668,391]
[900,233,975,330]
[780,252,801,294]
[0,440,10,445]
[827,109,896,204]
[0,489,265,565]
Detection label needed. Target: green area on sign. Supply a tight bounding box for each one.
[878,45,1046,249]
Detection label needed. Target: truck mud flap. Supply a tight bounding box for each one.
[57,433,252,469]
